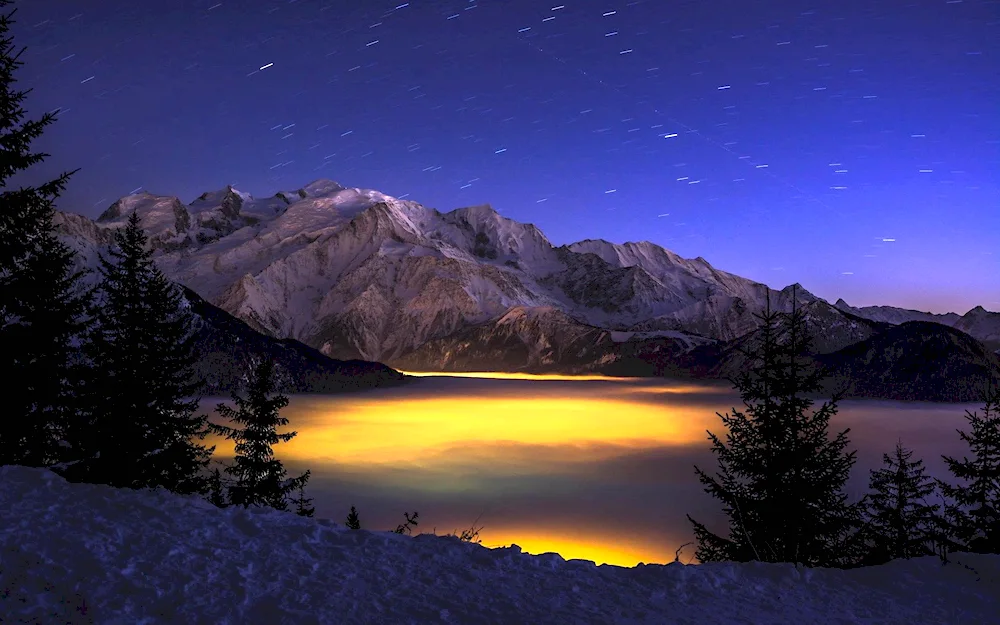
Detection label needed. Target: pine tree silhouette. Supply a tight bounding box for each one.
[208,356,310,511]
[60,212,214,493]
[861,441,942,564]
[292,481,315,517]
[687,287,860,567]
[206,465,230,509]
[0,1,89,468]
[345,506,361,530]
[938,381,1000,554]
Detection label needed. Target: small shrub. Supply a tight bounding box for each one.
[345,505,361,530]
[393,511,419,535]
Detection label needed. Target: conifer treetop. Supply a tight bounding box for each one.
[0,2,76,192]
[688,288,859,567]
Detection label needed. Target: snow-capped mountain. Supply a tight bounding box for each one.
[51,209,405,394]
[953,306,1000,353]
[55,179,999,380]
[833,298,963,326]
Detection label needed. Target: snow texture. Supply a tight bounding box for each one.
[833,299,959,325]
[2,466,998,624]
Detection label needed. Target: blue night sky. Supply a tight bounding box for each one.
[10,0,999,314]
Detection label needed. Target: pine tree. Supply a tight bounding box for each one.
[291,482,315,517]
[206,465,230,508]
[861,441,941,564]
[208,356,310,511]
[2,238,91,468]
[59,212,214,493]
[687,288,860,567]
[345,506,361,529]
[938,382,1000,554]
[0,2,90,468]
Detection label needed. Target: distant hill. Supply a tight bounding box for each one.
[815,321,1000,403]
[835,299,1000,354]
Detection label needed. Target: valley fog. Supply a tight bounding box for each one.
[202,375,977,567]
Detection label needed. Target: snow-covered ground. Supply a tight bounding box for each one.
[1,466,997,624]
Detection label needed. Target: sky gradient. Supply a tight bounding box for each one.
[10,0,999,314]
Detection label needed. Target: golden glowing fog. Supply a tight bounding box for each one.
[203,372,974,567]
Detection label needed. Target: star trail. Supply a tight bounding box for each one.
[9,0,999,313]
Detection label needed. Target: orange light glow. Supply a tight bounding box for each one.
[476,528,673,567]
[207,391,717,467]
[201,376,978,569]
[202,375,727,567]
[398,370,639,382]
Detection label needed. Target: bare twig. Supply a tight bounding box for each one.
[733,498,763,562]
[673,542,694,564]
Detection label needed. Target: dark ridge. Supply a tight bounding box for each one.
[181,286,407,394]
[815,321,1000,402]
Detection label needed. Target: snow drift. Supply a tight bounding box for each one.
[1,466,997,624]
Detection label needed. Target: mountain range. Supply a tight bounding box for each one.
[54,209,404,395]
[53,179,1000,402]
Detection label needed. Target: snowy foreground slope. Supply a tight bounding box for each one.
[2,467,998,624]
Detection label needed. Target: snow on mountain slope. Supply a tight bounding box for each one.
[392,305,620,373]
[50,208,404,394]
[833,298,963,327]
[441,204,565,275]
[188,185,253,218]
[54,179,996,371]
[568,239,767,306]
[557,241,828,339]
[96,192,196,248]
[953,306,1000,353]
[835,299,1000,352]
[57,186,576,361]
[3,465,998,625]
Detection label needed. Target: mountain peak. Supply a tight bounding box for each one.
[778,282,822,303]
[781,282,813,296]
[442,203,557,267]
[189,185,252,218]
[96,191,183,223]
[449,203,503,224]
[301,179,346,197]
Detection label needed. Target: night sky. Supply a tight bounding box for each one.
[10,0,999,314]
